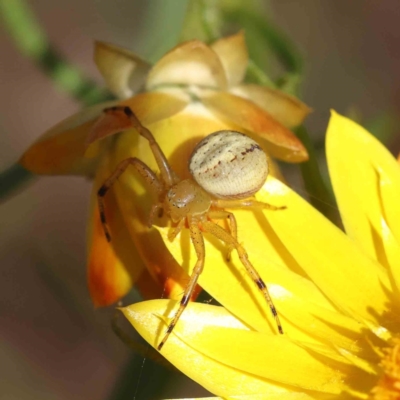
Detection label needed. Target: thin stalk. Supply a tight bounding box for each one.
[0,0,113,106]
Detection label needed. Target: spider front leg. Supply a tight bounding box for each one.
[100,106,179,186]
[158,218,205,351]
[98,157,162,241]
[167,218,185,242]
[208,199,285,261]
[212,198,286,212]
[208,210,237,262]
[201,220,283,335]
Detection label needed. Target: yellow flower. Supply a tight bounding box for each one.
[123,112,400,399]
[19,32,310,307]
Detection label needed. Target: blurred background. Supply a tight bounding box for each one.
[1,1,399,399]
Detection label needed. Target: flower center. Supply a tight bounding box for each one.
[371,338,400,400]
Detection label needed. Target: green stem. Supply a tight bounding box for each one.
[180,0,222,43]
[0,0,113,106]
[0,0,116,200]
[0,164,34,203]
[246,59,276,87]
[224,9,303,73]
[296,126,341,226]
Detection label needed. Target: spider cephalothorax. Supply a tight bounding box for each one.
[95,106,285,350]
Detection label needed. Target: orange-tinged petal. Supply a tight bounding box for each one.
[146,40,227,90]
[326,112,400,286]
[87,92,189,144]
[260,177,394,331]
[22,92,189,174]
[231,84,312,128]
[19,101,117,175]
[134,268,169,300]
[201,92,308,162]
[20,120,94,175]
[94,41,151,99]
[87,152,145,306]
[211,31,248,88]
[123,301,329,398]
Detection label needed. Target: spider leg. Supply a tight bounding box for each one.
[167,218,185,241]
[207,210,237,262]
[158,218,205,351]
[201,220,283,335]
[101,106,179,186]
[212,198,286,211]
[148,203,164,228]
[98,157,162,241]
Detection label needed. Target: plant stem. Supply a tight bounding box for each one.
[0,0,113,106]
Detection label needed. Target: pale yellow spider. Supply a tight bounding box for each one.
[97,106,285,350]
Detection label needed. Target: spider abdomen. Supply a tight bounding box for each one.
[189,130,269,199]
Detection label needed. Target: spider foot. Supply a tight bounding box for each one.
[99,208,112,242]
[225,245,235,262]
[263,204,287,211]
[148,203,164,228]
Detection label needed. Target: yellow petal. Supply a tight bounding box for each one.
[379,218,400,298]
[201,92,308,162]
[231,84,312,128]
[326,111,400,295]
[378,168,400,245]
[19,101,116,175]
[192,328,354,394]
[211,31,248,87]
[146,40,227,90]
[94,41,151,99]
[87,152,145,306]
[156,203,386,355]
[86,92,189,144]
[274,294,380,361]
[123,300,337,398]
[260,177,394,330]
[157,223,333,339]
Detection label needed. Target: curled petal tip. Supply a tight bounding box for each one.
[85,107,132,145]
[94,41,151,99]
[146,40,227,90]
[211,31,248,87]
